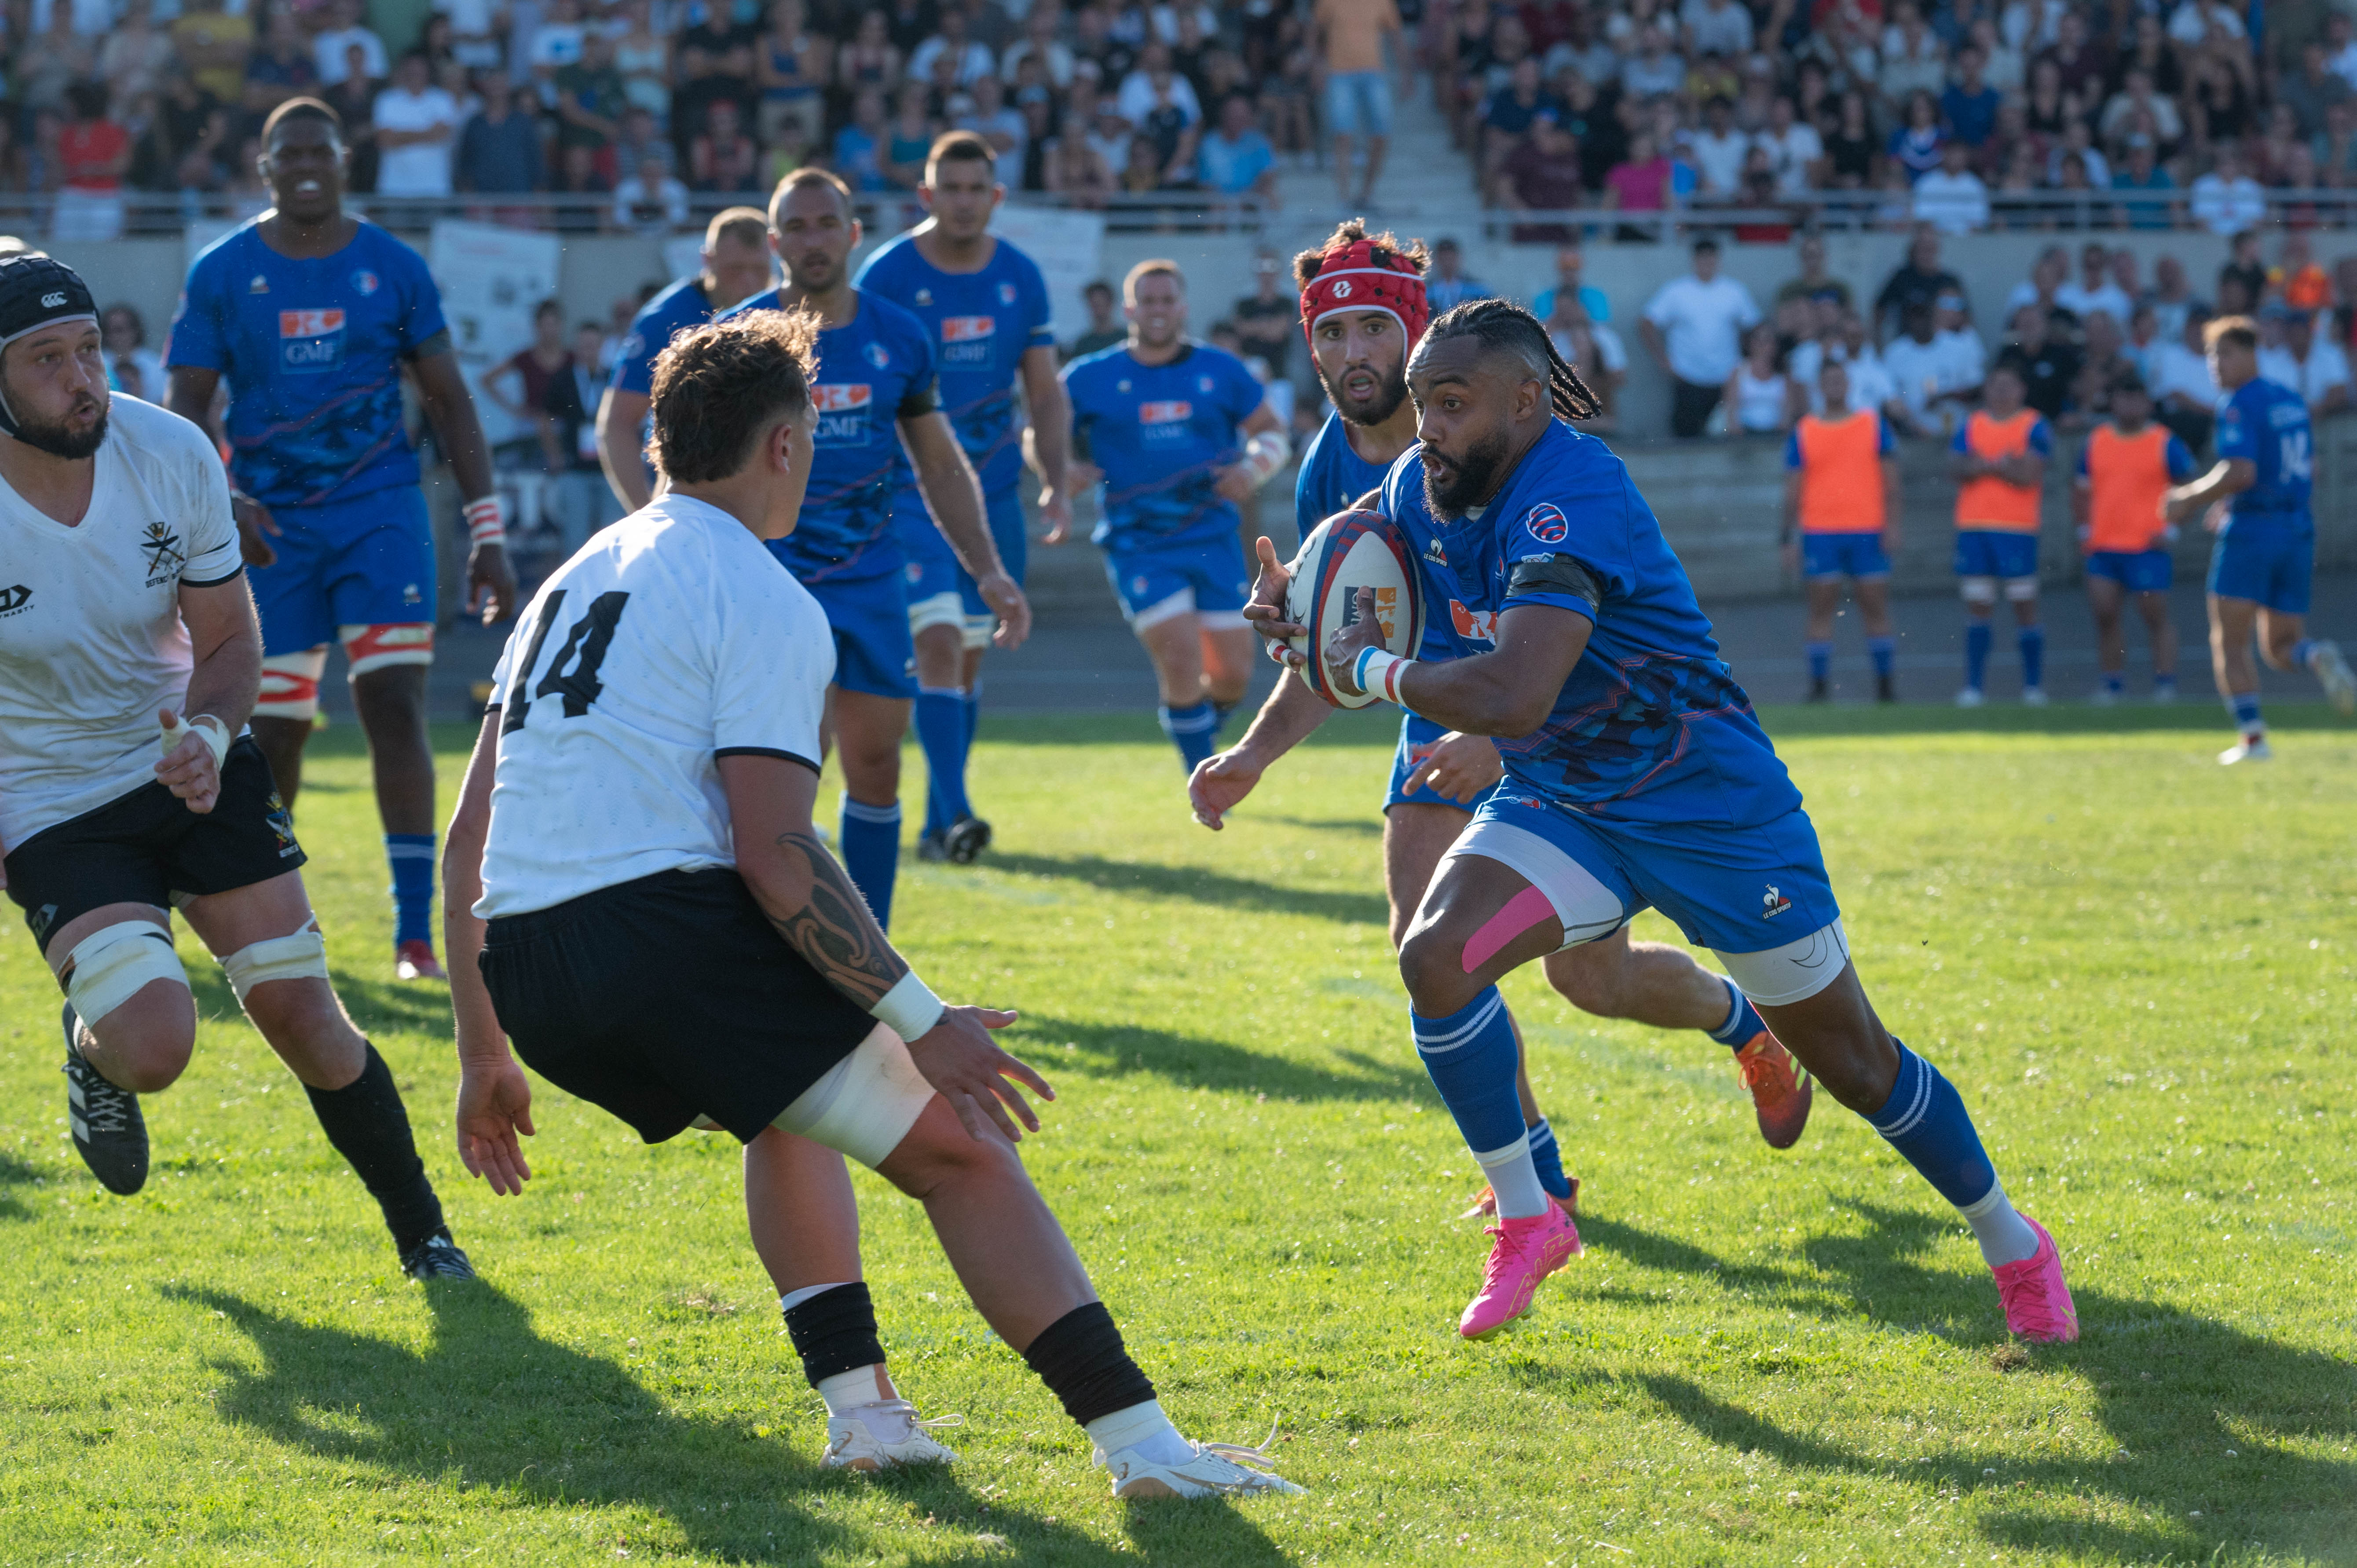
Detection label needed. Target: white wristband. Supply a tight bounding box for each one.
[1354,646,1414,705]
[163,713,232,768]
[871,969,946,1042]
[464,495,507,547]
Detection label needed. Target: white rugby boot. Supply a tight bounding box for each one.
[2309,640,2356,716]
[821,1398,963,1471]
[2218,735,2273,765]
[1096,1422,1304,1499]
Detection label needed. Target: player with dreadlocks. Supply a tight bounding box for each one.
[1202,225,1815,1235]
[1257,299,2079,1347]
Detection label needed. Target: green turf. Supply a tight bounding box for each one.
[4,706,2353,1565]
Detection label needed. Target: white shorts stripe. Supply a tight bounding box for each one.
[1712,917,1851,1009]
[1440,818,1632,950]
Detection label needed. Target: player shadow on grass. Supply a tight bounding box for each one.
[1560,1203,2357,1561]
[165,1281,1293,1565]
[1014,1012,1431,1106]
[184,963,453,1044]
[984,852,1391,927]
[0,1149,44,1221]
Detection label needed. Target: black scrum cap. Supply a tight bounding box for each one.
[0,254,98,439]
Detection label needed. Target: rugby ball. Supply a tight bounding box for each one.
[1284,508,1426,709]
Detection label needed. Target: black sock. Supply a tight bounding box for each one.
[782,1282,886,1386]
[304,1042,444,1255]
[1020,1301,1157,1427]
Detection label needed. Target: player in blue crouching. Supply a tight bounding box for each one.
[857,131,1072,864]
[2162,314,2356,764]
[1064,259,1291,773]
[1265,299,2076,1346]
[722,167,1029,930]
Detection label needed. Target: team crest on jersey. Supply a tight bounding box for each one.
[1761,885,1792,919]
[266,789,300,856]
[811,383,874,446]
[278,309,347,373]
[140,522,187,585]
[1449,599,1497,644]
[998,281,1017,304]
[248,274,269,294]
[1116,379,1131,393]
[351,269,380,295]
[1523,503,1570,545]
[0,584,30,616]
[864,340,891,369]
[914,288,933,306]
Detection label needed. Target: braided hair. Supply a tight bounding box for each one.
[1417,298,1602,424]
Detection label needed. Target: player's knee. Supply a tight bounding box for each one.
[62,922,191,1077]
[1542,948,1625,1017]
[1397,925,1480,1015]
[878,1099,1024,1199]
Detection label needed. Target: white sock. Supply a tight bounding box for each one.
[1959,1181,2040,1267]
[779,1281,850,1312]
[1473,1131,1551,1220]
[1084,1398,1194,1466]
[815,1363,897,1417]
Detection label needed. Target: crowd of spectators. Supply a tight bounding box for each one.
[1457,0,2353,234]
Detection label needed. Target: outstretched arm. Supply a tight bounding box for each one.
[721,753,1053,1141]
[1189,669,1331,829]
[2164,456,2255,525]
[445,712,537,1195]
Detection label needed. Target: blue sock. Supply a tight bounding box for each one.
[1158,700,1219,771]
[1412,989,1545,1217]
[2230,691,2264,733]
[385,834,435,947]
[1705,976,1766,1049]
[914,687,970,837]
[2154,673,2176,694]
[838,798,901,932]
[2291,638,2320,669]
[1965,622,1991,691]
[2018,625,2045,690]
[1867,636,1895,679]
[2102,672,2125,695]
[1525,1115,1572,1202]
[1868,1042,2039,1265]
[964,681,982,751]
[1806,640,1832,683]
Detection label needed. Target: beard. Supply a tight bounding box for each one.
[11,402,107,460]
[1421,421,1511,519]
[1320,358,1410,428]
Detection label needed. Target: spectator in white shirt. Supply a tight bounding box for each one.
[2258,309,2353,420]
[2151,305,2221,450]
[1620,26,1686,99]
[313,0,389,86]
[2190,145,2267,235]
[908,7,995,88]
[2328,12,2357,94]
[373,51,461,197]
[1681,0,1753,58]
[1911,141,1990,234]
[1753,92,1823,195]
[612,148,690,233]
[1116,42,1202,128]
[1640,236,1763,437]
[1000,5,1074,88]
[1791,309,1900,419]
[1685,95,1749,195]
[2055,242,2134,328]
[1881,300,1982,433]
[2167,0,2243,47]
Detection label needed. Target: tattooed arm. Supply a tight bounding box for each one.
[718,754,1054,1142]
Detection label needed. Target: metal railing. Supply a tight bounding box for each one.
[1477,185,2355,239]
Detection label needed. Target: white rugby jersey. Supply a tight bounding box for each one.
[0,395,244,851]
[475,493,833,919]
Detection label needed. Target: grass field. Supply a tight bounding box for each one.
[4,705,2354,1566]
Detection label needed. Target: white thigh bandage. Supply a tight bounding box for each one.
[960,611,996,651]
[1128,585,1197,631]
[1439,818,1632,951]
[1713,918,1850,1008]
[340,622,436,678]
[1958,577,1999,606]
[908,588,965,637]
[2002,577,2040,603]
[1197,608,1250,632]
[220,923,329,1005]
[256,648,330,720]
[772,1022,937,1170]
[62,922,187,1026]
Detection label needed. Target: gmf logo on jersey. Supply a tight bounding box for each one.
[811,382,874,446]
[1524,502,1570,545]
[278,308,346,374]
[1138,399,1193,445]
[941,314,996,364]
[1449,599,1498,644]
[1761,885,1792,919]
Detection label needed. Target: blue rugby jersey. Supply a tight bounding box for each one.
[609,276,719,399]
[856,232,1053,498]
[2214,375,2314,524]
[166,219,447,509]
[1064,341,1267,552]
[1379,420,1801,829]
[720,287,939,582]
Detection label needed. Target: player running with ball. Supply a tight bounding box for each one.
[1274,299,2076,1345]
[443,309,1298,1499]
[0,255,473,1279]
[1198,224,1812,1228]
[165,98,514,982]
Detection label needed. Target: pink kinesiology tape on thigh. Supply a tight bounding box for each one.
[1462,886,1559,974]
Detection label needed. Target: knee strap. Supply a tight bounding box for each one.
[62,921,188,1026]
[221,924,329,1005]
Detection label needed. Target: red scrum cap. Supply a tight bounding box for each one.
[1299,235,1429,356]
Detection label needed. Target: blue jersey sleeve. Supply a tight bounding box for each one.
[1017,249,1054,352]
[897,307,939,415]
[2214,390,2258,463]
[1223,352,1265,426]
[1499,493,1621,625]
[2164,433,2197,481]
[1948,422,1970,455]
[2026,417,2053,457]
[1782,428,1802,469]
[2075,443,2090,479]
[1874,414,1896,455]
[164,250,231,372]
[392,242,449,353]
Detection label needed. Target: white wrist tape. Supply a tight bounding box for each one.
[464,495,507,547]
[1354,646,1415,705]
[870,969,946,1042]
[1239,429,1292,489]
[162,713,232,768]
